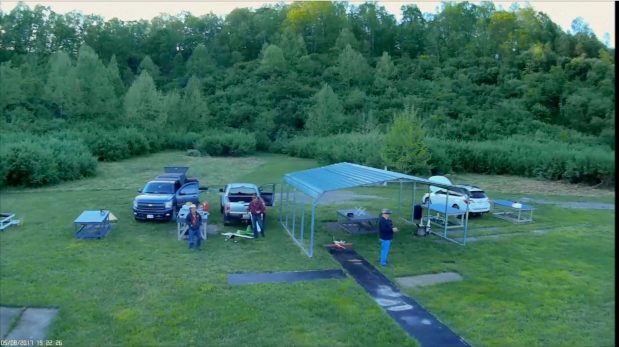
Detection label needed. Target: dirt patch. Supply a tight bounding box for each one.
[449,174,614,198]
[206,224,220,234]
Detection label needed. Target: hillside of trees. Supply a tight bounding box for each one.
[0,1,615,187]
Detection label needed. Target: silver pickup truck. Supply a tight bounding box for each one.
[219,183,275,225]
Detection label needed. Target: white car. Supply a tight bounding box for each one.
[421,176,491,216]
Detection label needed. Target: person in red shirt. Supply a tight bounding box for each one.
[249,194,266,238]
[185,204,203,250]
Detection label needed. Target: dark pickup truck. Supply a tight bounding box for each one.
[132,166,206,221]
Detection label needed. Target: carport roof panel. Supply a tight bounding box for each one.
[283,162,446,199]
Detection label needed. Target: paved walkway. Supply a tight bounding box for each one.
[0,307,58,340]
[396,272,463,289]
[329,249,470,347]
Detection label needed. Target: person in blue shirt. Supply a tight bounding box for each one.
[185,203,203,250]
[378,208,398,267]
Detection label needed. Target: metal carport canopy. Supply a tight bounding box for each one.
[283,162,467,202]
[279,162,471,257]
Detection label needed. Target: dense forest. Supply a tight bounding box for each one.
[0,1,615,187]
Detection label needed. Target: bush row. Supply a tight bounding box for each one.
[276,132,384,167]
[195,131,256,156]
[1,128,612,187]
[279,133,615,185]
[0,133,97,187]
[426,137,615,185]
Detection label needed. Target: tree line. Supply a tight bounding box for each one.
[0,1,615,187]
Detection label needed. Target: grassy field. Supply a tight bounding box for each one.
[0,152,614,347]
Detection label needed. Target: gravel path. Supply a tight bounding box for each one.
[521,198,614,210]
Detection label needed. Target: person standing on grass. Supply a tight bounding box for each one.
[249,193,266,238]
[378,208,398,267]
[186,204,202,250]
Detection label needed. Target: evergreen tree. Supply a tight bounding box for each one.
[138,55,161,82]
[278,28,307,63]
[44,51,81,118]
[381,105,431,175]
[171,52,186,79]
[179,75,210,131]
[75,45,117,120]
[258,44,287,76]
[186,44,215,78]
[373,51,396,92]
[0,62,27,115]
[335,28,360,51]
[107,55,125,97]
[337,44,371,87]
[124,71,166,128]
[305,83,344,136]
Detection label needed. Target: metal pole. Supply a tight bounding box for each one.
[285,184,291,228]
[398,180,403,216]
[411,182,417,222]
[292,187,297,238]
[309,203,316,257]
[300,194,305,246]
[279,180,284,223]
[444,191,449,237]
[464,195,469,245]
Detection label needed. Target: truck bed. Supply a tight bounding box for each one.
[228,195,253,203]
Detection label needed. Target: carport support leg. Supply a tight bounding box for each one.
[411,183,417,222]
[292,187,297,238]
[444,192,449,237]
[285,185,290,228]
[309,204,316,257]
[279,181,284,223]
[300,196,305,246]
[398,180,403,216]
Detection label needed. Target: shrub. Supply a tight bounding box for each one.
[426,137,615,185]
[0,133,97,187]
[83,130,131,161]
[117,127,150,156]
[381,107,431,176]
[282,132,384,168]
[185,149,201,157]
[195,131,257,156]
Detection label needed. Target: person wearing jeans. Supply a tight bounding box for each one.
[185,204,202,250]
[378,208,398,267]
[249,194,266,238]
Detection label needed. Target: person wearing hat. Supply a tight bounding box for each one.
[185,203,203,250]
[378,208,398,267]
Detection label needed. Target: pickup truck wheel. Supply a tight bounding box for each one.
[223,216,230,226]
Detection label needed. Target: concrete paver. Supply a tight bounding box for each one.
[5,308,58,341]
[0,307,23,338]
[395,272,463,289]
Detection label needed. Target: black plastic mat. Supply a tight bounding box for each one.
[329,248,470,347]
[228,269,346,285]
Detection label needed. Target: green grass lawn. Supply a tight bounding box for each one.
[1,152,614,347]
